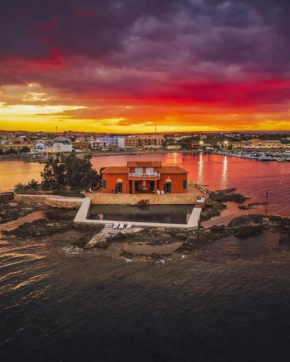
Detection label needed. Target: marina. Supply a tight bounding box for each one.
[213,150,290,162]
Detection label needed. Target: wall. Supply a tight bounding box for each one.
[160,174,187,193]
[14,194,83,209]
[88,193,197,205]
[0,192,14,202]
[102,173,129,193]
[14,194,48,205]
[102,173,187,194]
[45,198,83,209]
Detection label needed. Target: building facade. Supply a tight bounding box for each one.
[50,137,73,153]
[118,136,139,149]
[230,139,284,149]
[0,136,34,152]
[89,139,109,150]
[101,161,188,194]
[72,141,90,150]
[137,135,164,148]
[101,136,119,145]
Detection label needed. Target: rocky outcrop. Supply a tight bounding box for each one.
[228,214,264,227]
[0,202,47,224]
[201,199,226,221]
[209,188,249,203]
[2,219,75,238]
[234,225,264,238]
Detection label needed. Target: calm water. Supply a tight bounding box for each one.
[1,153,290,361]
[2,222,290,361]
[1,153,289,216]
[1,154,290,361]
[89,204,194,224]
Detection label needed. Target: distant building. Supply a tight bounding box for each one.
[191,143,212,150]
[72,141,90,150]
[0,136,34,152]
[117,135,164,149]
[230,139,283,149]
[33,142,47,152]
[101,161,188,194]
[137,135,164,148]
[166,145,182,150]
[101,136,119,145]
[118,136,139,149]
[49,137,73,153]
[89,139,109,151]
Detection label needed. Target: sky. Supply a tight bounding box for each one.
[1,0,290,133]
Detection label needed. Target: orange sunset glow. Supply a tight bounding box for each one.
[1,0,290,132]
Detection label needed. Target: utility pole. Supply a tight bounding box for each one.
[55,126,58,134]
[155,124,157,134]
[264,190,269,221]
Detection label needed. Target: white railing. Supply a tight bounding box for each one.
[129,172,160,177]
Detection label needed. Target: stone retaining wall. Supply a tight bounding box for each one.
[46,198,83,209]
[0,192,14,202]
[14,194,83,209]
[88,193,198,205]
[14,194,48,205]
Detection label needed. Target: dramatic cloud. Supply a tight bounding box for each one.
[0,0,290,132]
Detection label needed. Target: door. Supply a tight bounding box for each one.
[116,182,123,193]
[135,181,139,192]
[165,182,172,193]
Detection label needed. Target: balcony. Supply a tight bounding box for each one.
[129,172,160,180]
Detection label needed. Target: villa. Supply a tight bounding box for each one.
[101,161,188,194]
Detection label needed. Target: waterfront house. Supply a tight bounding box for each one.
[101,161,188,194]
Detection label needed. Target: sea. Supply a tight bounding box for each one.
[1,153,290,362]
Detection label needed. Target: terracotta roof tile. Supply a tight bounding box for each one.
[127,161,161,167]
[102,164,188,175]
[160,166,188,174]
[101,167,128,174]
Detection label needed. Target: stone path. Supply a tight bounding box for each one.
[85,226,143,249]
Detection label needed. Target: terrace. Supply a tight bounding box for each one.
[128,172,161,180]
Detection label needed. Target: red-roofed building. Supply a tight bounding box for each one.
[101,161,188,194]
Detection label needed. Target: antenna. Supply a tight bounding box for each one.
[55,126,58,134]
[155,124,157,134]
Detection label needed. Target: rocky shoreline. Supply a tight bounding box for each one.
[0,200,47,224]
[1,188,289,262]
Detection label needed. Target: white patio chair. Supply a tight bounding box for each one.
[157,190,161,195]
[126,223,133,229]
[119,223,125,229]
[113,223,118,229]
[161,191,165,195]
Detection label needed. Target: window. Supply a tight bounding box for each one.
[103,180,107,189]
[183,180,187,190]
[146,167,154,175]
[135,167,143,175]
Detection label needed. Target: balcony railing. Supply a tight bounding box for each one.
[129,172,160,177]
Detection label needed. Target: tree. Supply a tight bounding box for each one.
[20,146,31,153]
[5,148,17,154]
[15,179,40,192]
[41,155,66,189]
[41,154,100,190]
